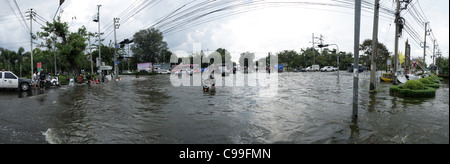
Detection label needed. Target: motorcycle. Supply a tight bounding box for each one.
[202,75,216,92]
[45,76,61,88]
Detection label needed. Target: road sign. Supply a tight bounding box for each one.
[99,66,112,71]
[37,62,42,72]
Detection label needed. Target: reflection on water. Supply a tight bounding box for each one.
[0,72,448,144]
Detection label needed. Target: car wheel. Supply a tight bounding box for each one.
[21,83,30,91]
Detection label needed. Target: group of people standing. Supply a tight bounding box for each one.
[32,70,51,89]
[78,73,97,84]
[77,72,110,84]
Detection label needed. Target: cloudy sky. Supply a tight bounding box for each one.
[1,0,448,65]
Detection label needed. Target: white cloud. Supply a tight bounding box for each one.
[1,0,448,66]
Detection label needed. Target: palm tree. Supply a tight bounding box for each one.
[1,49,12,71]
[9,51,17,73]
[17,47,25,77]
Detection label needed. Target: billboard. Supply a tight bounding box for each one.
[137,63,153,72]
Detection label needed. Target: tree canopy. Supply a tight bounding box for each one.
[131,28,170,64]
[37,19,87,75]
[359,39,391,71]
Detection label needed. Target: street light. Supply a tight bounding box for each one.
[318,44,340,75]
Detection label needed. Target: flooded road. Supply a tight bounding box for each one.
[1,72,448,144]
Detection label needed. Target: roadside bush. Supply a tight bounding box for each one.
[425,83,440,88]
[425,77,439,83]
[418,78,431,85]
[59,75,69,85]
[389,85,436,98]
[403,80,424,90]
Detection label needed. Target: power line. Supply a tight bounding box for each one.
[103,0,160,42]
[161,0,396,36]
[13,0,29,30]
[2,0,29,32]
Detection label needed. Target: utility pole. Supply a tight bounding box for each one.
[97,5,102,83]
[113,17,120,80]
[353,0,361,120]
[312,33,315,65]
[89,34,93,74]
[127,44,131,71]
[370,0,380,93]
[318,34,324,55]
[423,22,429,74]
[432,40,436,73]
[393,0,411,84]
[27,9,35,78]
[54,39,57,75]
[437,50,442,75]
[393,0,400,85]
[128,44,131,71]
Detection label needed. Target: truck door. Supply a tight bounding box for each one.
[4,72,18,88]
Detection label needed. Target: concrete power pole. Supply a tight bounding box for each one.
[113,17,120,80]
[423,22,429,74]
[370,0,380,93]
[97,5,102,84]
[318,34,324,55]
[89,34,93,74]
[393,0,400,85]
[353,0,362,120]
[393,0,411,84]
[28,9,34,79]
[312,33,315,65]
[432,39,436,73]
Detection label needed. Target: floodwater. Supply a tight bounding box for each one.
[0,72,448,144]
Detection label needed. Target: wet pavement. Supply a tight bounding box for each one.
[0,72,448,144]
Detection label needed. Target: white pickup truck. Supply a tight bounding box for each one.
[0,71,32,91]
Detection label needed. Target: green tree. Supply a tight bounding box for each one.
[360,39,391,71]
[239,52,255,68]
[92,44,116,69]
[38,19,87,75]
[16,47,25,77]
[1,48,12,70]
[436,56,449,76]
[132,28,170,64]
[215,48,232,65]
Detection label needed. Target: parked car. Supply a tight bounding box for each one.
[320,66,336,72]
[306,65,320,72]
[293,68,306,72]
[157,68,171,74]
[159,70,171,74]
[305,66,312,71]
[0,71,32,91]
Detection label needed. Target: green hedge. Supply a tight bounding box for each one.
[59,75,70,85]
[418,78,431,84]
[390,85,436,98]
[403,80,424,90]
[425,83,440,88]
[423,77,441,88]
